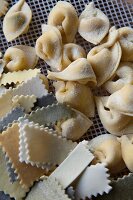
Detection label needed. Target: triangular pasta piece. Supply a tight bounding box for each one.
[3,0,32,42]
[78,2,110,44]
[26,176,71,200]
[56,108,93,141]
[0,147,28,199]
[54,81,95,117]
[47,58,96,85]
[0,123,49,189]
[87,27,121,86]
[75,163,112,199]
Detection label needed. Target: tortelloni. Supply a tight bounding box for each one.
[61,43,86,70]
[3,0,32,42]
[103,62,133,94]
[47,58,97,86]
[118,27,133,62]
[36,24,62,72]
[0,0,8,17]
[48,1,79,43]
[53,81,95,117]
[87,27,122,87]
[107,84,133,116]
[4,45,38,72]
[78,2,110,45]
[56,109,93,141]
[95,96,133,136]
[88,134,125,173]
[119,134,133,172]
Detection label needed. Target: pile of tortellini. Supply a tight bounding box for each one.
[1,0,133,175]
[35,1,133,174]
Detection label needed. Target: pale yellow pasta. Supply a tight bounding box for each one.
[36,24,62,72]
[87,27,121,86]
[95,96,133,136]
[54,81,95,117]
[0,0,8,17]
[107,84,133,116]
[88,134,125,173]
[119,134,133,172]
[47,58,97,85]
[48,1,78,43]
[118,27,133,62]
[57,109,93,141]
[104,62,133,94]
[78,2,110,44]
[3,0,32,42]
[61,43,86,70]
[4,45,38,72]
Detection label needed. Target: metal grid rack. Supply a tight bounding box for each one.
[0,0,133,182]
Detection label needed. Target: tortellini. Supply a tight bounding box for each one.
[119,134,133,172]
[87,27,122,86]
[61,43,86,70]
[48,1,79,43]
[118,27,133,62]
[95,96,133,136]
[53,81,95,117]
[56,109,93,141]
[104,62,133,94]
[78,2,110,44]
[0,0,8,17]
[3,0,32,42]
[107,84,133,116]
[36,24,62,72]
[88,134,125,173]
[47,58,97,85]
[4,45,38,72]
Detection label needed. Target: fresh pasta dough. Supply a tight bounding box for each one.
[47,58,97,85]
[107,84,133,116]
[78,2,110,44]
[36,24,62,72]
[0,0,8,17]
[54,81,95,117]
[119,134,133,172]
[56,109,93,141]
[104,62,133,94]
[118,27,133,62]
[61,43,86,70]
[88,134,125,173]
[95,96,133,136]
[87,27,121,86]
[48,1,78,43]
[3,0,32,42]
[4,45,38,72]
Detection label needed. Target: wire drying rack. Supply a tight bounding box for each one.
[0,0,133,191]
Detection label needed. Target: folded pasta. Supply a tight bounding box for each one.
[78,2,110,44]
